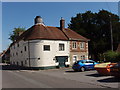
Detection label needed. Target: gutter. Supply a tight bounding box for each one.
[28,40,31,67]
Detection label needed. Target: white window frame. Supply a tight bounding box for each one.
[43,45,50,51]
[72,41,77,49]
[59,43,65,51]
[80,42,85,50]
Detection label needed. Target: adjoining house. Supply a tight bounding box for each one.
[10,16,89,69]
[0,48,10,63]
[0,51,6,63]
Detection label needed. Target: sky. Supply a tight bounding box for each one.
[1,1,119,52]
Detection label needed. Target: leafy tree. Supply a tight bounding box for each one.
[68,10,120,61]
[104,51,120,62]
[9,27,26,42]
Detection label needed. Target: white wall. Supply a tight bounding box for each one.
[10,40,29,66]
[10,39,70,67]
[28,40,70,67]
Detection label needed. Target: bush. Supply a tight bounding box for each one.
[104,51,120,62]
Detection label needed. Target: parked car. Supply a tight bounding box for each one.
[110,62,120,77]
[94,62,117,75]
[72,60,98,72]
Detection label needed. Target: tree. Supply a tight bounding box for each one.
[104,51,120,62]
[68,10,120,61]
[9,27,26,42]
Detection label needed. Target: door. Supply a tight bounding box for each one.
[84,60,94,69]
[56,56,68,67]
[73,55,77,63]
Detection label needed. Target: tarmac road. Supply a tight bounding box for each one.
[1,64,120,88]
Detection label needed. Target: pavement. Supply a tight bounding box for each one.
[1,64,120,88]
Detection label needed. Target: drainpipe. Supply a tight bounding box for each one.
[28,40,31,67]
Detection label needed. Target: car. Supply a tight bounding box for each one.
[94,62,117,75]
[110,62,120,77]
[72,60,98,72]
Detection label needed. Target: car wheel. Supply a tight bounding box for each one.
[80,67,85,72]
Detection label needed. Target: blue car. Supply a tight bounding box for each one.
[72,60,98,72]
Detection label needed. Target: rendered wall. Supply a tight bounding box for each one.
[10,40,70,67]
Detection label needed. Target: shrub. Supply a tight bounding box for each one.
[104,51,120,63]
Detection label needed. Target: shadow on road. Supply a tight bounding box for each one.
[86,73,109,77]
[65,70,79,73]
[1,64,35,71]
[97,77,120,83]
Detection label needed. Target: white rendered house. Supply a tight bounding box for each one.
[10,16,89,69]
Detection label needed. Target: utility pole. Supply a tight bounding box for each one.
[109,15,113,51]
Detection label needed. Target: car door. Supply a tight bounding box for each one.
[84,60,94,69]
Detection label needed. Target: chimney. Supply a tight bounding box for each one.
[60,17,65,30]
[35,16,44,25]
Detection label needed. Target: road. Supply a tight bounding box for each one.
[1,64,120,88]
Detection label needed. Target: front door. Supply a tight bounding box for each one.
[56,56,68,67]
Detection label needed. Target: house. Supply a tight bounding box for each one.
[0,48,10,63]
[0,51,5,63]
[10,16,89,69]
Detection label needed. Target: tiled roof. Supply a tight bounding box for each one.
[63,28,89,41]
[15,24,89,42]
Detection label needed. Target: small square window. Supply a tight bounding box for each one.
[44,45,50,51]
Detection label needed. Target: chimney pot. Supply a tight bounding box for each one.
[60,17,65,30]
[35,16,43,25]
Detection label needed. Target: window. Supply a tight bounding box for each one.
[21,61,23,66]
[88,60,95,63]
[59,44,64,51]
[17,62,19,65]
[17,43,19,47]
[25,60,27,64]
[44,45,50,51]
[16,52,18,56]
[21,51,22,53]
[24,46,26,51]
[80,42,85,49]
[72,41,77,49]
[81,55,85,60]
[14,45,15,49]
